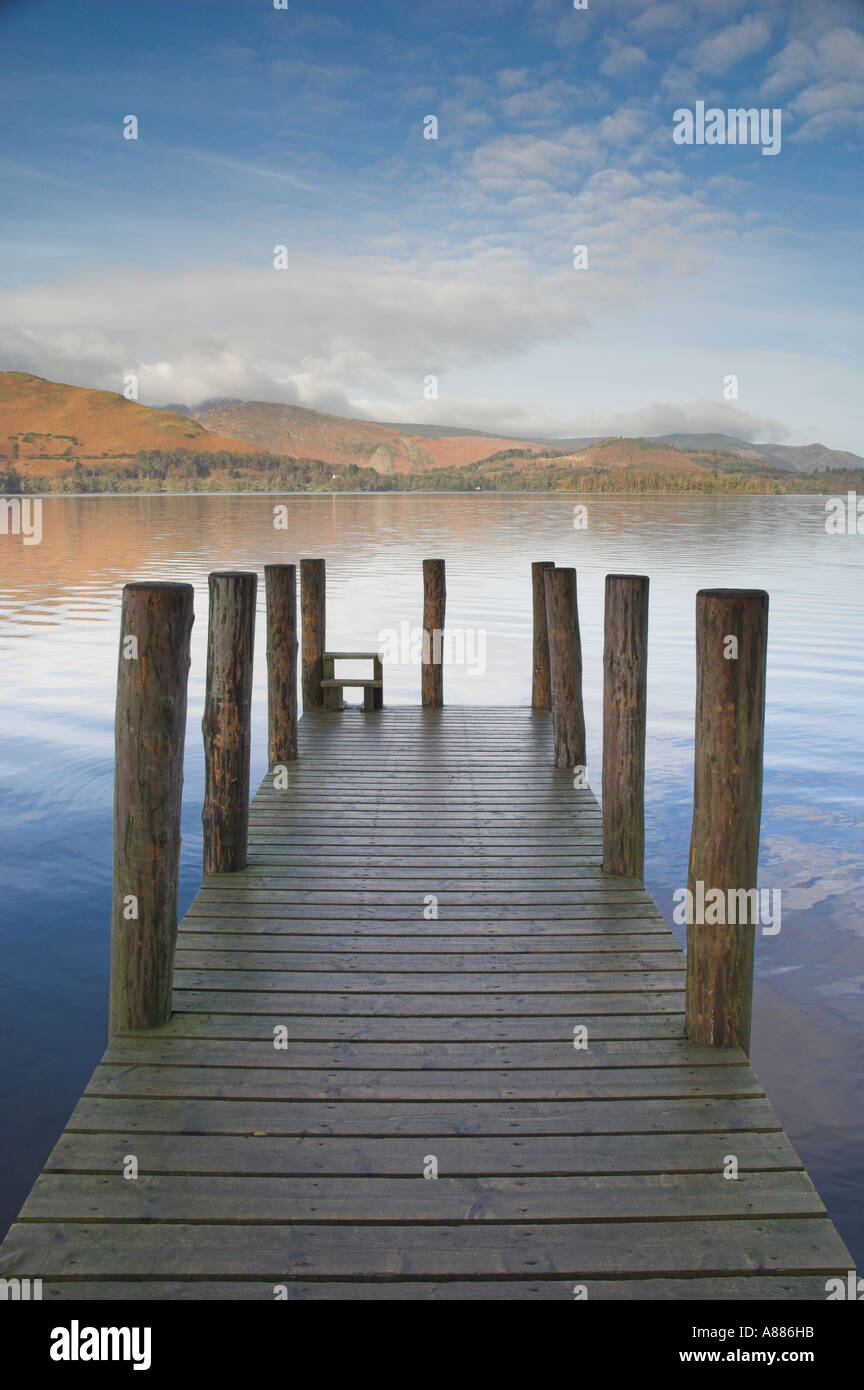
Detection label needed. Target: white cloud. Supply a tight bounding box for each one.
[794,79,864,117]
[357,392,790,443]
[763,25,864,136]
[500,80,584,124]
[496,67,530,91]
[597,106,651,145]
[690,17,772,73]
[762,38,815,97]
[793,108,864,142]
[467,126,600,192]
[764,27,864,96]
[632,3,680,36]
[0,256,587,408]
[599,41,649,77]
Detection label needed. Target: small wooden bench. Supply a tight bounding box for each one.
[321,651,383,711]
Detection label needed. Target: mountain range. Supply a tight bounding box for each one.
[2,372,861,488]
[161,395,864,476]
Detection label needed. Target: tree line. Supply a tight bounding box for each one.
[1,451,861,497]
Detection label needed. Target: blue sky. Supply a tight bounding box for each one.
[1,0,862,448]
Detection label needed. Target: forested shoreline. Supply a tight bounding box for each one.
[1,449,861,496]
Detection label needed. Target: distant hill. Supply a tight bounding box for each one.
[0,372,267,472]
[754,442,864,473]
[185,399,863,476]
[474,435,787,479]
[654,433,864,473]
[2,371,861,490]
[655,432,776,460]
[191,399,548,476]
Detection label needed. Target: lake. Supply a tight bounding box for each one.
[1,491,862,1264]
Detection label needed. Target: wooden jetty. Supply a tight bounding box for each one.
[0,561,853,1300]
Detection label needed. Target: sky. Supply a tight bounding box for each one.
[0,0,862,449]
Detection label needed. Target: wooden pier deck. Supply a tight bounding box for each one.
[0,707,853,1299]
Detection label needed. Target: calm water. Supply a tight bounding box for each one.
[1,493,862,1264]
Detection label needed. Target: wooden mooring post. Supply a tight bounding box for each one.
[422,558,446,707]
[531,560,555,708]
[202,571,257,876]
[544,566,586,771]
[265,564,298,763]
[301,558,326,709]
[685,588,769,1051]
[602,575,649,879]
[108,582,194,1035]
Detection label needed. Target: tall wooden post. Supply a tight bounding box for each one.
[685,589,769,1051]
[602,575,649,879]
[265,564,297,763]
[109,582,194,1035]
[544,567,586,771]
[202,571,257,876]
[422,559,446,707]
[531,561,555,708]
[301,558,326,709]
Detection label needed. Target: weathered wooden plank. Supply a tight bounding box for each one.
[201,873,630,890]
[172,969,686,993]
[179,918,672,936]
[182,904,652,922]
[250,798,600,810]
[250,802,601,814]
[47,1130,798,1176]
[249,802,599,813]
[20,1171,824,1223]
[83,1064,759,1101]
[0,1217,849,1279]
[251,795,599,805]
[239,858,609,871]
[175,932,675,953]
[245,811,602,822]
[171,988,687,1015]
[65,1094,781,1137]
[31,1275,845,1301]
[172,950,682,974]
[115,1011,688,1041]
[102,1038,745,1070]
[244,840,606,852]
